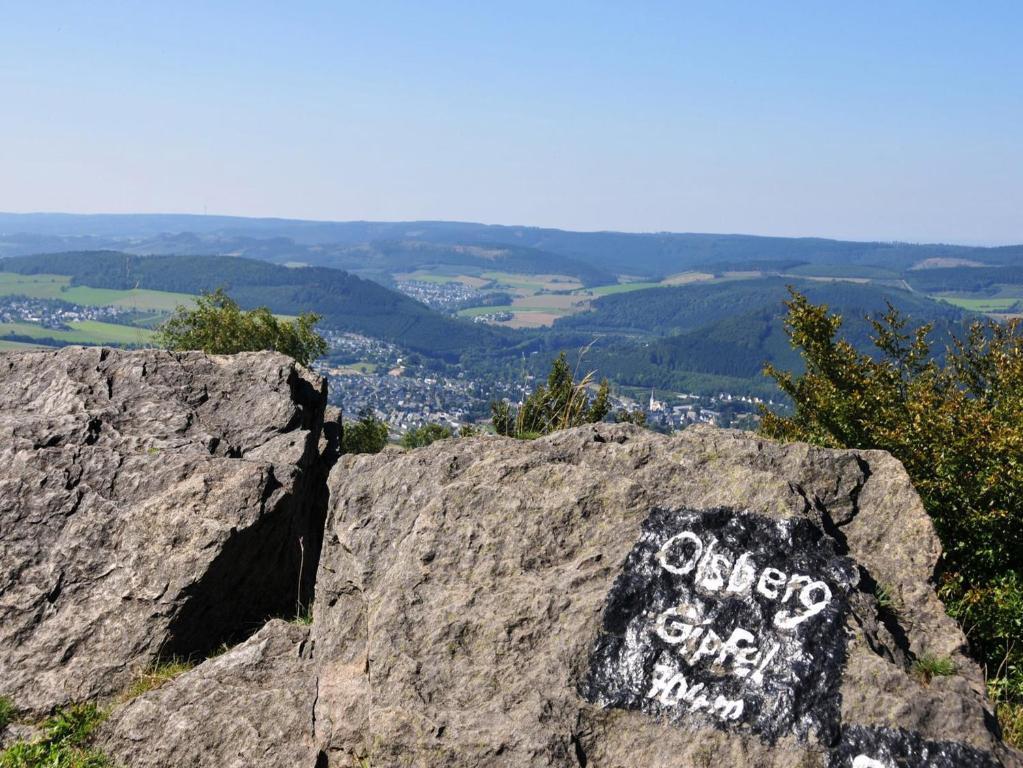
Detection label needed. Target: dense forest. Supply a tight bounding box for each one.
[904,265,1023,293]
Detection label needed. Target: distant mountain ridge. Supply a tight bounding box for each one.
[3,213,1022,278]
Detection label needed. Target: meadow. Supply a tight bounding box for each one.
[0,272,195,311]
[0,320,156,346]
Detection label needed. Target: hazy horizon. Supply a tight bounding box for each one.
[2,210,1021,249]
[3,3,1021,245]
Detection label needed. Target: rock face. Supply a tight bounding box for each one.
[3,350,1019,768]
[97,620,317,768]
[311,424,1020,768]
[0,347,329,714]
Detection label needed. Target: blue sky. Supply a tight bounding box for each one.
[1,2,1021,243]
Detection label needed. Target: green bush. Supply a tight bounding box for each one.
[491,352,610,438]
[341,410,389,454]
[157,288,327,366]
[400,423,453,449]
[614,408,647,426]
[0,703,108,768]
[760,289,1023,745]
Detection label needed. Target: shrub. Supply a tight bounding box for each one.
[341,410,389,454]
[614,408,647,426]
[157,288,327,366]
[400,423,453,449]
[491,352,610,438]
[761,288,1023,744]
[0,703,108,768]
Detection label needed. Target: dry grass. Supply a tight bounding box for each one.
[997,700,1023,748]
[123,659,194,700]
[662,271,715,285]
[504,312,565,328]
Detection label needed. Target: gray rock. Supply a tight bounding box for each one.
[0,347,330,714]
[4,352,1018,768]
[97,619,317,768]
[311,423,1021,767]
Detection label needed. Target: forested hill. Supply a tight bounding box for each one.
[0,252,511,361]
[3,213,1022,279]
[554,278,970,337]
[559,279,976,397]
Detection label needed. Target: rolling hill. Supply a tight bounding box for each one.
[4,213,1023,280]
[0,252,511,362]
[557,279,976,396]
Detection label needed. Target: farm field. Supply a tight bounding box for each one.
[0,339,46,351]
[662,271,715,286]
[0,272,195,311]
[325,361,378,375]
[0,320,156,346]
[445,270,771,327]
[480,271,582,293]
[932,295,1021,313]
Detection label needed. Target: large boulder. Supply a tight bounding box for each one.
[0,347,330,714]
[311,424,1021,768]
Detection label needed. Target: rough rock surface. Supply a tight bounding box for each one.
[97,619,317,768]
[0,347,329,713]
[4,352,1020,768]
[312,423,1021,768]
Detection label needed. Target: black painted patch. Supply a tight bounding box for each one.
[830,725,1004,767]
[581,507,856,744]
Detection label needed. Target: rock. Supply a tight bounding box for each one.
[0,347,331,714]
[97,619,317,768]
[311,423,1021,767]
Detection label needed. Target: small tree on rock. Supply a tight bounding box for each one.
[400,423,453,449]
[158,288,327,367]
[340,409,389,455]
[491,352,610,438]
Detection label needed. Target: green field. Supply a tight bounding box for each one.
[0,339,46,351]
[480,271,582,292]
[586,281,663,296]
[0,272,195,311]
[331,361,378,374]
[0,320,156,346]
[933,295,1021,312]
[457,305,515,317]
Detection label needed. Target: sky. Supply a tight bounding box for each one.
[1,2,1021,244]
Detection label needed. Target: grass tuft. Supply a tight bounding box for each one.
[996,700,1023,750]
[124,659,194,700]
[874,582,895,610]
[0,702,108,768]
[912,655,956,683]
[0,698,15,731]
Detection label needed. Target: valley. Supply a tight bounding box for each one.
[2,214,1022,438]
